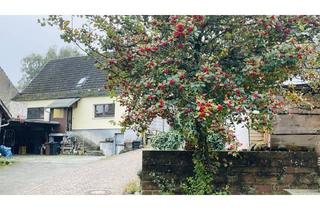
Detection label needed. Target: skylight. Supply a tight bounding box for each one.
[76,77,88,88]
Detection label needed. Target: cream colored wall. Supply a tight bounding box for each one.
[18,97,125,130]
[23,99,55,121]
[72,96,125,130]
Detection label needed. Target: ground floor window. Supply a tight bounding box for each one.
[27,107,44,119]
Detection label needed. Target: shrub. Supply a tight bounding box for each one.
[150,131,184,150]
[0,157,12,167]
[207,132,225,150]
[149,172,176,195]
[123,179,141,194]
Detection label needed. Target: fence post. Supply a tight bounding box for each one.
[315,141,320,192]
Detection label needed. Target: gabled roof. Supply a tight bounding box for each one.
[13,56,107,101]
[0,99,11,120]
[0,67,18,105]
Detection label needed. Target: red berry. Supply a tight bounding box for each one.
[202,66,209,73]
[162,69,169,75]
[149,61,155,67]
[152,46,159,52]
[159,99,165,108]
[146,82,152,88]
[284,28,291,34]
[178,44,184,49]
[169,79,175,86]
[161,41,168,47]
[158,83,166,90]
[108,59,116,65]
[174,31,181,37]
[217,104,223,111]
[297,53,303,59]
[179,74,186,80]
[236,89,241,96]
[175,22,185,32]
[147,95,153,100]
[227,102,232,108]
[188,26,193,32]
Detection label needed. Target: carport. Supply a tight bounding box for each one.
[1,119,59,154]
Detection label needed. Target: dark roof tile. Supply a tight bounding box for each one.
[14,56,107,101]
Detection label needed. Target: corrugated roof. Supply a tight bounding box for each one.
[13,56,107,101]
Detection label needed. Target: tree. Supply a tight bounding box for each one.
[42,16,320,193]
[17,46,81,90]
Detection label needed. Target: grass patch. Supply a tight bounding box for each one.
[123,179,141,195]
[0,157,13,167]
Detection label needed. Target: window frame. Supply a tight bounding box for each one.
[27,107,44,120]
[94,103,115,118]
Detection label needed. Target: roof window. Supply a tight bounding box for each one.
[76,77,88,88]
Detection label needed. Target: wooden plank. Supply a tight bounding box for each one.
[271,134,320,149]
[249,130,265,145]
[277,108,320,115]
[272,114,320,134]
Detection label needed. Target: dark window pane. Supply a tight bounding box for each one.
[27,107,44,119]
[94,104,115,118]
[104,104,115,116]
[95,105,104,117]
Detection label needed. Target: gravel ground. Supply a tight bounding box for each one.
[0,150,142,195]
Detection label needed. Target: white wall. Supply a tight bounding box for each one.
[234,122,249,149]
[149,117,170,132]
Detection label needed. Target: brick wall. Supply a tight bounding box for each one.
[142,150,319,195]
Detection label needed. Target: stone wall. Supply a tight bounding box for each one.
[142,150,319,195]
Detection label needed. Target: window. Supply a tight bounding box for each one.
[76,77,88,88]
[94,104,115,118]
[52,108,64,119]
[27,107,44,119]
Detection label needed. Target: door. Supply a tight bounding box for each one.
[67,108,72,131]
[50,108,68,133]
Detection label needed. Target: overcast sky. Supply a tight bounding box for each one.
[0,16,76,85]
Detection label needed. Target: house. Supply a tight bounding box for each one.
[0,67,18,106]
[1,68,58,154]
[13,56,138,154]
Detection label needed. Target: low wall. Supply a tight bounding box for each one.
[142,150,319,195]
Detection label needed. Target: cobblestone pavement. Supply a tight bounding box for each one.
[0,150,142,195]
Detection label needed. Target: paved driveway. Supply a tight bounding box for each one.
[0,150,142,195]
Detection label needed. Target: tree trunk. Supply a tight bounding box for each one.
[195,120,210,166]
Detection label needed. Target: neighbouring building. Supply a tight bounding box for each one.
[0,67,18,106]
[13,56,139,154]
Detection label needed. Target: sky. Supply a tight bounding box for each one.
[0,16,76,85]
